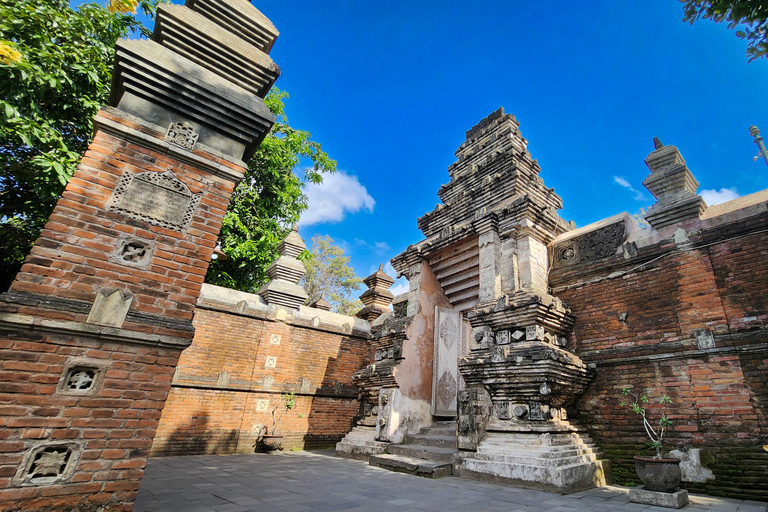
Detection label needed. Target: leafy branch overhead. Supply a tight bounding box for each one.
[205,89,337,293]
[682,0,768,62]
[0,0,159,292]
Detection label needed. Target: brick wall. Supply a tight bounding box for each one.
[6,110,238,338]
[0,109,247,511]
[0,329,180,512]
[550,211,768,500]
[152,287,371,456]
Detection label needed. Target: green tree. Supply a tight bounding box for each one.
[205,90,336,292]
[682,0,768,62]
[301,235,363,316]
[0,0,157,292]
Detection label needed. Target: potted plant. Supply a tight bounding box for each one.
[620,387,681,493]
[259,393,296,452]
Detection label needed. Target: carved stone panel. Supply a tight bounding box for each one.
[432,306,461,417]
[551,218,628,269]
[106,170,201,231]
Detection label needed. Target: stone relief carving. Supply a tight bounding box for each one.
[375,389,394,442]
[106,170,201,231]
[457,386,491,451]
[552,220,627,269]
[165,121,199,150]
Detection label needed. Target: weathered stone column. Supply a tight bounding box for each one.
[0,1,279,510]
[475,216,503,305]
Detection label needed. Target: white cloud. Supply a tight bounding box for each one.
[356,239,391,256]
[299,171,375,226]
[613,175,647,201]
[700,188,740,206]
[390,280,409,297]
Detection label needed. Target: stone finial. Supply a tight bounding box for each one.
[653,137,663,150]
[256,227,308,309]
[642,143,706,229]
[356,264,395,322]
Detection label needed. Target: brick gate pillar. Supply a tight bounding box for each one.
[0,1,279,509]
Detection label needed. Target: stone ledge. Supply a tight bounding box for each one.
[197,283,371,337]
[0,312,192,350]
[629,487,689,508]
[94,108,246,184]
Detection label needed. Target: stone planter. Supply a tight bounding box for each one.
[261,435,283,452]
[634,456,682,493]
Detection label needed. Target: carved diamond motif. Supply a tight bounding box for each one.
[438,311,459,350]
[437,372,457,409]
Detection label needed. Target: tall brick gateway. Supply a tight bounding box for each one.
[0,0,280,509]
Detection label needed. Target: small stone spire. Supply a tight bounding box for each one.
[256,225,308,309]
[356,264,395,322]
[309,296,331,311]
[642,141,706,229]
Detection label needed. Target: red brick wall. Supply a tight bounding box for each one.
[0,108,246,510]
[152,300,371,455]
[8,110,240,338]
[0,330,180,512]
[551,216,768,500]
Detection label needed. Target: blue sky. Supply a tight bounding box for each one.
[117,1,768,295]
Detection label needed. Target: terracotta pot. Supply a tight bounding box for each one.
[261,435,283,452]
[634,456,682,493]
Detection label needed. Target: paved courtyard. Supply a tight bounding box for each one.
[135,450,767,512]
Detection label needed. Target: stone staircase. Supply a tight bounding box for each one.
[453,429,611,493]
[369,420,457,478]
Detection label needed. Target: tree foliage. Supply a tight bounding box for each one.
[682,0,768,62]
[205,90,337,292]
[301,235,363,316]
[0,0,157,292]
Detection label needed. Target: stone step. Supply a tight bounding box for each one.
[403,434,457,449]
[419,426,455,436]
[481,439,598,454]
[469,451,602,467]
[387,444,457,462]
[481,434,598,448]
[369,454,452,479]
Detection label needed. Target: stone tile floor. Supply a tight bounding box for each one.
[135,450,767,512]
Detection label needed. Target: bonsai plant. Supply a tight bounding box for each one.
[620,387,681,493]
[259,393,296,452]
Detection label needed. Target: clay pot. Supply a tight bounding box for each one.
[261,435,283,452]
[634,456,682,493]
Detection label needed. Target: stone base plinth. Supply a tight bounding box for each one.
[453,431,611,494]
[629,487,689,508]
[336,426,389,461]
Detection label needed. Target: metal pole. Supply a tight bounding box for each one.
[749,125,768,167]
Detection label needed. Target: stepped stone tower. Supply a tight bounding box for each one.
[0,1,279,510]
[642,138,707,229]
[356,264,395,322]
[257,226,309,309]
[361,108,609,492]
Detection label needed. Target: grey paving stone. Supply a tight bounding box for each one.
[135,452,763,512]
